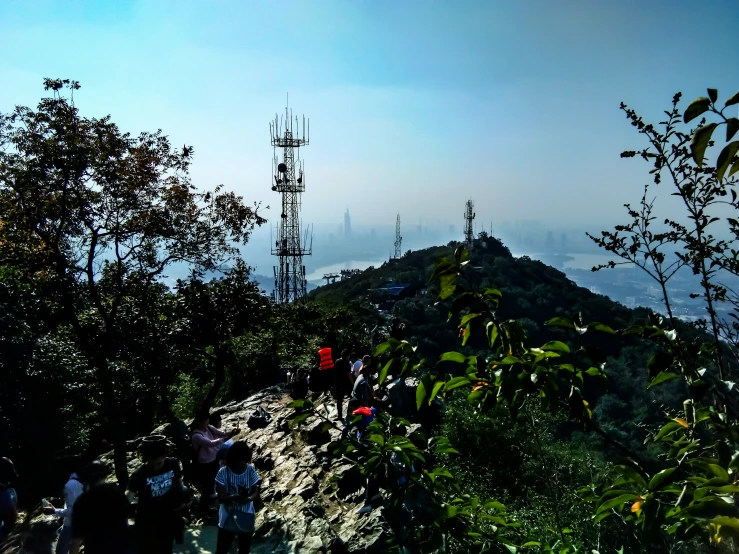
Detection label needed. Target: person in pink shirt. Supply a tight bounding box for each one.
[191,410,240,517]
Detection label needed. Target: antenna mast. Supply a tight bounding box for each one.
[269,100,311,303]
[464,199,475,249]
[393,213,402,260]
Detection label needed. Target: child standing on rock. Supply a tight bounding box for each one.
[214,441,261,554]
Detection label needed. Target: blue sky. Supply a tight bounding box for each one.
[1,0,738,238]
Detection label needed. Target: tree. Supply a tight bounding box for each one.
[0,79,265,485]
[174,260,270,415]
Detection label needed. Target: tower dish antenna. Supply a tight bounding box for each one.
[392,214,402,260]
[269,96,312,303]
[464,199,475,249]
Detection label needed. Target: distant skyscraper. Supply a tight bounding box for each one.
[344,209,352,237]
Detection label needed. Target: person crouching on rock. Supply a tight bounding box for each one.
[214,441,261,554]
[126,436,187,554]
[191,409,240,517]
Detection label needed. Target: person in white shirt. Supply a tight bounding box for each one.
[42,468,85,554]
[351,353,364,380]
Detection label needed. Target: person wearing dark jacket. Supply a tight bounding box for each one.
[333,350,354,421]
[70,461,137,554]
[0,457,18,542]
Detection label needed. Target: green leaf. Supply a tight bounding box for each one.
[614,464,648,489]
[589,322,616,335]
[366,434,385,447]
[691,123,719,166]
[460,312,482,327]
[521,542,541,547]
[287,400,306,409]
[545,317,574,330]
[483,500,506,511]
[717,141,739,182]
[708,88,718,103]
[377,358,396,386]
[416,375,433,410]
[726,91,739,108]
[486,321,499,349]
[454,245,468,263]
[731,159,739,178]
[648,371,678,389]
[710,516,739,531]
[444,376,472,393]
[292,413,310,425]
[596,493,636,515]
[374,341,392,356]
[684,96,711,123]
[648,467,677,491]
[439,351,466,364]
[429,380,445,403]
[653,421,683,441]
[438,284,457,300]
[727,118,739,141]
[541,340,570,353]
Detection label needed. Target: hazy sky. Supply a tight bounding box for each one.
[1,0,738,237]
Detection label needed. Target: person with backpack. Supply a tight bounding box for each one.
[70,461,137,554]
[41,463,85,554]
[191,409,240,517]
[332,349,354,421]
[127,436,186,554]
[214,441,261,554]
[0,457,19,542]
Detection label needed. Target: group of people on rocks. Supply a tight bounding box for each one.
[327,349,381,422]
[2,406,260,554]
[1,322,411,553]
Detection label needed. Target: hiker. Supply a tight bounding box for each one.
[350,360,375,412]
[333,349,354,421]
[351,352,363,379]
[0,457,19,542]
[191,410,240,516]
[214,441,261,554]
[390,318,406,341]
[42,463,85,554]
[210,412,234,464]
[127,436,187,554]
[288,367,309,399]
[70,461,136,554]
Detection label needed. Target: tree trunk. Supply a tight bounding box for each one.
[201,348,228,415]
[92,353,130,488]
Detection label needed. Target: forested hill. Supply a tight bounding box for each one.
[310,235,655,355]
[309,236,697,459]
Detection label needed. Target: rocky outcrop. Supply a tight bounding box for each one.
[4,384,395,553]
[206,385,390,553]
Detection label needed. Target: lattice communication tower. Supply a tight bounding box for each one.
[270,105,312,303]
[464,199,475,248]
[393,214,402,259]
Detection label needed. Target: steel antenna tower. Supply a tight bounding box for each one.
[393,214,402,259]
[269,102,312,303]
[464,199,475,248]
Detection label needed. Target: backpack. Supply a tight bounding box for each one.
[247,406,272,430]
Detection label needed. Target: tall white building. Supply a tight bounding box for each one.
[344,209,352,238]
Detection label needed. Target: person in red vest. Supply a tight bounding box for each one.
[317,345,334,391]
